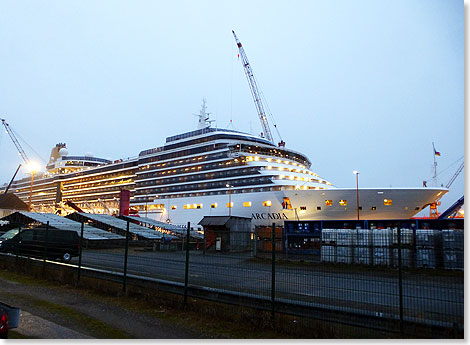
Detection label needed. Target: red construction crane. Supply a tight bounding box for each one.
[232,31,284,146]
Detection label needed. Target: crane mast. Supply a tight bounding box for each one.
[232,30,274,144]
[1,118,30,165]
[446,162,464,189]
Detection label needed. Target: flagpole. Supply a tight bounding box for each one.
[432,142,437,186]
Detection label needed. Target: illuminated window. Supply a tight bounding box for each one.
[171,205,177,210]
[325,200,333,206]
[211,203,217,208]
[384,199,392,206]
[156,204,165,209]
[339,200,347,206]
[226,202,234,208]
[371,206,377,211]
[243,202,252,207]
[184,204,203,209]
[263,200,272,207]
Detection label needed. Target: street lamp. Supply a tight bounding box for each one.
[353,171,360,220]
[226,184,233,217]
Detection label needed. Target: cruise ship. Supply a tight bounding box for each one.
[2,102,447,228]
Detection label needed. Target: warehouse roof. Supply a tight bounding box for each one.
[68,213,171,240]
[127,216,203,239]
[1,211,125,240]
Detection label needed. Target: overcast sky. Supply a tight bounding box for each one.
[0,0,464,216]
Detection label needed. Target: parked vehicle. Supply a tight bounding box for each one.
[0,228,80,262]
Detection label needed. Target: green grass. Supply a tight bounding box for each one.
[28,299,132,339]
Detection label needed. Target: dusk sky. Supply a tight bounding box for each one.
[0,0,464,216]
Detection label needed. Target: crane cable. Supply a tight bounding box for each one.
[8,125,47,165]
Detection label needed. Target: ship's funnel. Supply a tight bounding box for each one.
[48,143,67,165]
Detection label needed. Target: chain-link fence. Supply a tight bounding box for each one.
[0,218,463,337]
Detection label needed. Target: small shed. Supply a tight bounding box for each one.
[198,216,252,252]
[0,193,28,218]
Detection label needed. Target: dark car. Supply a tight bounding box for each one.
[0,228,80,262]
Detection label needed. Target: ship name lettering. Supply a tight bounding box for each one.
[251,213,288,220]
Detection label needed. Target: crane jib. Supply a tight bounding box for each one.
[232,30,277,144]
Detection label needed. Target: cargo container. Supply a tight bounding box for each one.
[320,245,336,263]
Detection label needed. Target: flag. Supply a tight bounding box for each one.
[434,148,441,156]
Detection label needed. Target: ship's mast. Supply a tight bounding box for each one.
[196,98,214,129]
[232,30,276,144]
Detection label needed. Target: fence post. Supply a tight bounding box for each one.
[43,221,49,271]
[77,220,84,285]
[123,220,130,293]
[397,227,404,337]
[16,226,21,263]
[203,229,206,256]
[271,222,276,322]
[253,228,257,257]
[184,222,190,306]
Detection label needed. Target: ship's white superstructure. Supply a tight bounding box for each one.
[130,109,446,227]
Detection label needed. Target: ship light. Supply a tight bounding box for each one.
[303,186,308,190]
[278,167,283,171]
[254,156,259,161]
[277,159,281,163]
[289,176,294,180]
[279,175,285,179]
[284,160,289,164]
[266,158,272,162]
[267,166,272,170]
[263,200,272,207]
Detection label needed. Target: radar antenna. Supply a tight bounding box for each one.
[232,31,284,146]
